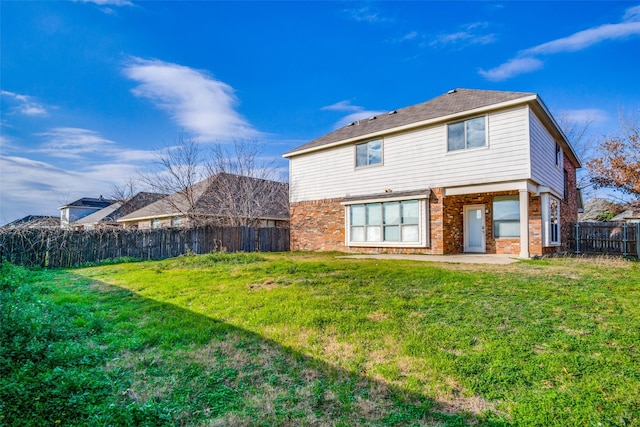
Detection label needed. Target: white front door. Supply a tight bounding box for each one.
[464,204,486,253]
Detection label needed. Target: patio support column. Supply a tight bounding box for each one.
[519,189,530,259]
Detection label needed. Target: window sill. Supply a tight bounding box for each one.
[347,242,429,248]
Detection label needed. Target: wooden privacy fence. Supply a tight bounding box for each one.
[0,225,290,268]
[569,222,639,258]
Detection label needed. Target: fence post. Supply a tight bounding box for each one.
[575,223,580,254]
[637,224,640,259]
[622,223,628,257]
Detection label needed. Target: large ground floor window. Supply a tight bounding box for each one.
[346,198,428,247]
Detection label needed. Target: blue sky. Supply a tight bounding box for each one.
[1,1,639,224]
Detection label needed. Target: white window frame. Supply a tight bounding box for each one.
[493,195,520,238]
[151,218,161,229]
[343,196,429,248]
[555,142,563,168]
[446,115,488,152]
[355,139,383,168]
[541,193,561,247]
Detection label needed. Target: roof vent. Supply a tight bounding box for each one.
[388,110,397,115]
[368,116,377,121]
[447,89,457,94]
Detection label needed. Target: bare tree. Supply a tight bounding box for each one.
[204,139,289,226]
[137,136,288,227]
[556,112,597,199]
[137,136,209,224]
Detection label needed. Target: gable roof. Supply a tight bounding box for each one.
[2,215,59,229]
[59,197,114,210]
[73,192,167,225]
[610,209,640,222]
[118,173,289,222]
[284,88,580,167]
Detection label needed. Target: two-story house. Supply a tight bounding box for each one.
[284,88,582,258]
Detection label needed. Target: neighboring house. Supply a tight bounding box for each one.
[609,209,640,223]
[284,88,582,258]
[1,215,59,230]
[72,192,167,230]
[118,173,289,229]
[59,197,114,229]
[578,198,624,222]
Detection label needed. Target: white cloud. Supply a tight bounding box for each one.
[75,0,134,6]
[557,109,609,125]
[123,57,258,141]
[0,155,137,224]
[35,127,116,159]
[344,6,392,24]
[430,22,496,48]
[322,100,365,113]
[478,57,543,81]
[1,90,48,116]
[322,100,385,129]
[523,22,640,55]
[480,5,640,81]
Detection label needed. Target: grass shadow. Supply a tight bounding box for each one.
[1,265,506,426]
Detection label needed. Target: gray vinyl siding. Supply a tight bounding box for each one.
[290,106,532,202]
[529,109,564,195]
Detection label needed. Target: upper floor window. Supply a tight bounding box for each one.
[151,219,161,229]
[171,217,183,228]
[355,139,382,167]
[555,142,563,166]
[447,116,486,152]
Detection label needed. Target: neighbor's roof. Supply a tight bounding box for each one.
[73,192,167,225]
[118,174,289,222]
[610,209,640,222]
[59,197,114,210]
[284,88,580,167]
[1,215,59,229]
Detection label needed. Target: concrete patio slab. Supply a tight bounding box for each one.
[337,254,520,265]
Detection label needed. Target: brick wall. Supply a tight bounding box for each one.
[290,186,569,256]
[290,190,446,254]
[560,156,579,251]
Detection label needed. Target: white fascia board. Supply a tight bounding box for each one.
[444,180,537,196]
[116,213,182,223]
[340,193,430,205]
[283,95,538,158]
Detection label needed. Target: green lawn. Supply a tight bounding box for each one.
[1,253,639,426]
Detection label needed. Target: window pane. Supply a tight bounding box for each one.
[356,144,368,167]
[368,140,382,165]
[493,196,520,238]
[351,205,365,225]
[367,226,381,242]
[466,117,486,148]
[493,196,519,220]
[402,225,419,242]
[494,220,520,237]
[448,122,465,151]
[351,226,365,242]
[402,200,419,224]
[366,204,382,225]
[384,202,400,224]
[384,225,400,241]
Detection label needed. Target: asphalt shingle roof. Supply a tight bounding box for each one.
[285,88,536,156]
